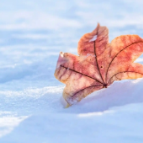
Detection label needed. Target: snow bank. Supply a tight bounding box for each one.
[0,79,143,143]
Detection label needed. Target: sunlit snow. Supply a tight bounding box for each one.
[0,0,143,143]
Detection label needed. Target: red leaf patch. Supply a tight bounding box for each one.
[54,24,143,107]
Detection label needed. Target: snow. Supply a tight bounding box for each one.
[0,0,143,142]
[89,35,97,42]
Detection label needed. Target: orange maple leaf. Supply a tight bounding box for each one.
[54,24,143,107]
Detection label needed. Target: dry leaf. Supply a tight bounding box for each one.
[54,24,143,107]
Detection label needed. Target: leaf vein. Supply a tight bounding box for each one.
[60,65,103,84]
[94,41,104,84]
[109,71,143,83]
[106,41,143,82]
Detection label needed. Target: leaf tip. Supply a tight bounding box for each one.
[61,95,71,108]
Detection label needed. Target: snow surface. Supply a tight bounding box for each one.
[0,0,143,143]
